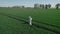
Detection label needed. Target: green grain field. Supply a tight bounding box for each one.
[0,8,60,34]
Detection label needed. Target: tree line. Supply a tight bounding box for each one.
[2,3,60,9]
[34,3,60,9]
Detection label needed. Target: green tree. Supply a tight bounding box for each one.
[22,6,25,8]
[34,4,39,8]
[48,4,51,8]
[40,4,44,8]
[45,4,51,9]
[55,3,60,9]
[45,4,48,9]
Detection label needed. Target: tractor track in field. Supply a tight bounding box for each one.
[33,20,60,28]
[0,13,60,34]
[32,23,60,34]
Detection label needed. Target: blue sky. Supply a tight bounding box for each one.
[0,0,60,7]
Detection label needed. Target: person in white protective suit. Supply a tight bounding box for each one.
[29,16,32,26]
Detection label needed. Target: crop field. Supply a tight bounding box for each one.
[0,8,60,34]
